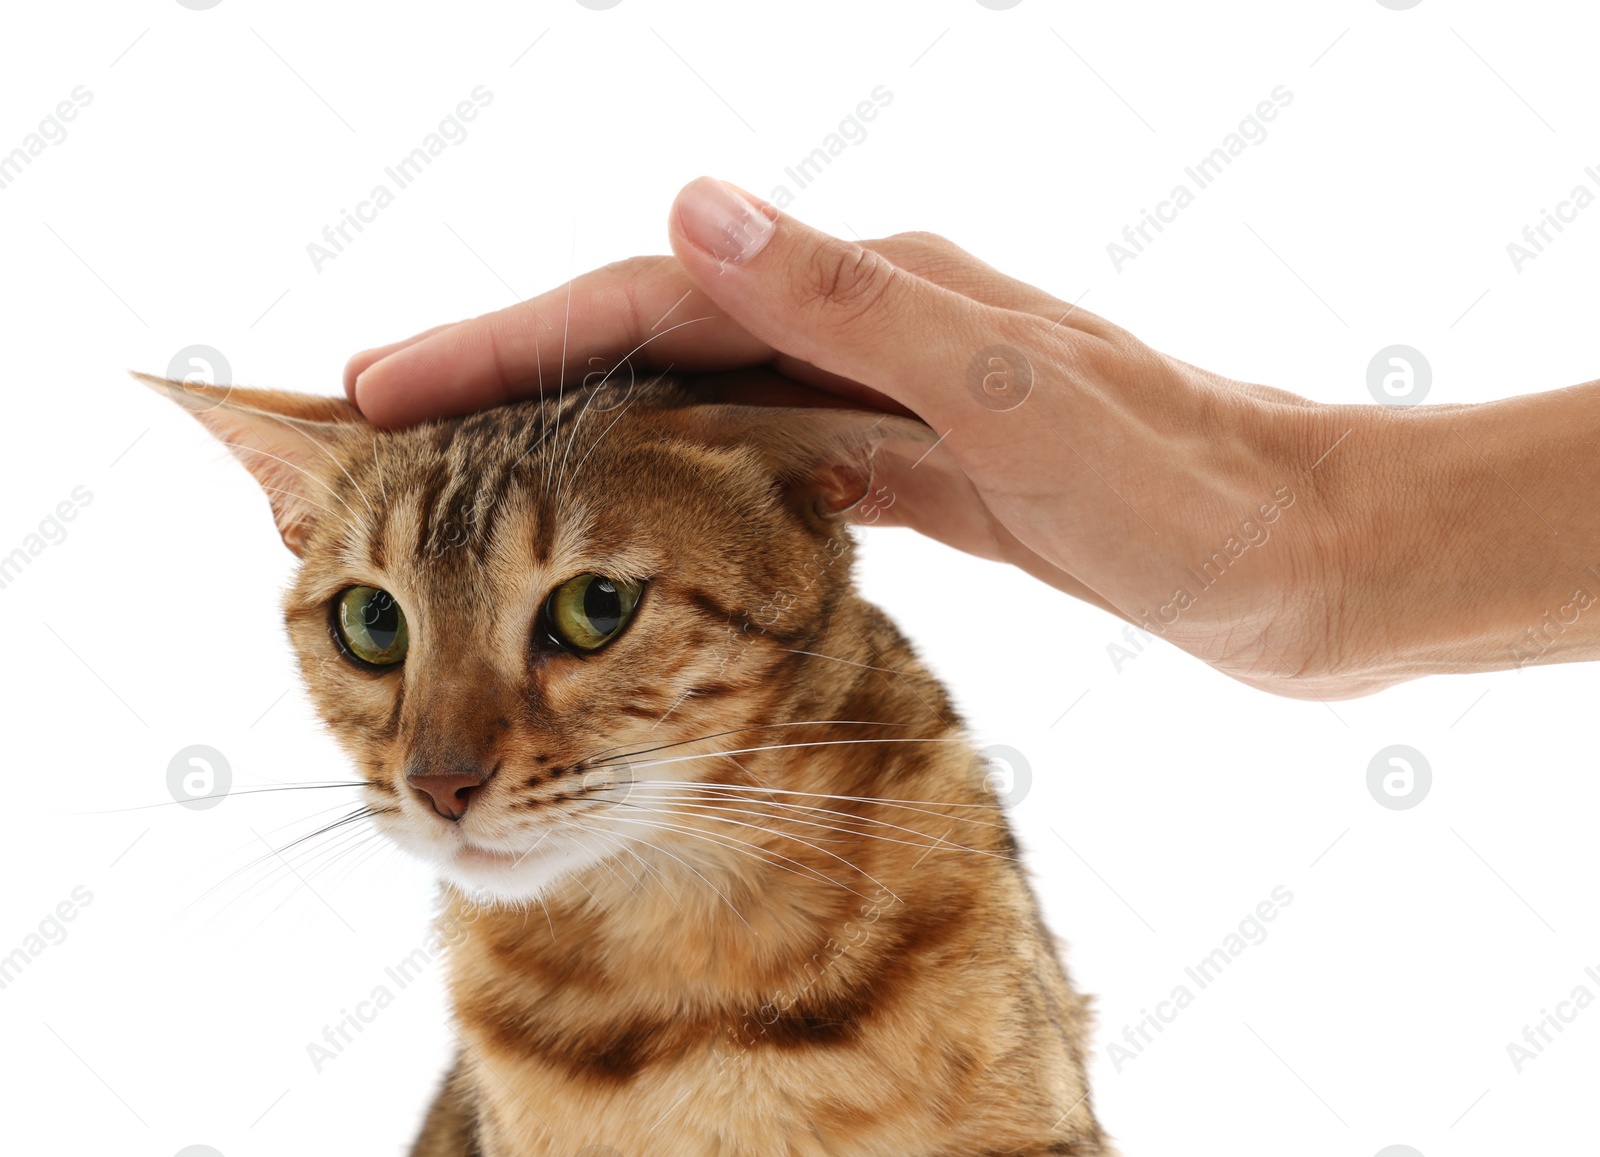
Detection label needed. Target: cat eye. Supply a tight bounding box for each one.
[334,586,410,668]
[543,574,643,653]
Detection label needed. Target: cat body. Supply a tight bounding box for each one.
[144,371,1110,1156]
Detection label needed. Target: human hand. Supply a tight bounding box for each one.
[347,178,1598,700]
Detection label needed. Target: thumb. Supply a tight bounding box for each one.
[667,177,1021,426]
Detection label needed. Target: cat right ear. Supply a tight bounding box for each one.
[134,373,368,556]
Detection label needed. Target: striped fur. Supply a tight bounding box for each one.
[147,372,1111,1156]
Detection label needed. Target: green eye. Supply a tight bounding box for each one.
[335,586,409,667]
[544,574,643,653]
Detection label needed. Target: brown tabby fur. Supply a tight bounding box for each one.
[142,370,1111,1156]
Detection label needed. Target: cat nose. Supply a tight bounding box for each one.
[407,769,490,820]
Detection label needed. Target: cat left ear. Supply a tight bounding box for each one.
[688,402,937,521]
[134,373,368,556]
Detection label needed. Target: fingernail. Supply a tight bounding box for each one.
[675,177,775,266]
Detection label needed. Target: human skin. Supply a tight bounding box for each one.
[345,177,1600,700]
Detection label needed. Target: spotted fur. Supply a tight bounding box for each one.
[143,371,1111,1156]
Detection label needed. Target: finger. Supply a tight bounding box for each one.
[351,257,776,427]
[343,322,463,400]
[349,229,1084,425]
[864,233,1098,333]
[668,177,1045,437]
[763,233,1108,408]
[351,224,1100,427]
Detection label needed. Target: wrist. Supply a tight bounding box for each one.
[1307,382,1600,689]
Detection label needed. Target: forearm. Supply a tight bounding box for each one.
[1316,380,1600,687]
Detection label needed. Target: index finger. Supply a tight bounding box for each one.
[349,256,778,428]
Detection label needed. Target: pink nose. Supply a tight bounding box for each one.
[408,770,489,820]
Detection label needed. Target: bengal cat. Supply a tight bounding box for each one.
[141,369,1111,1156]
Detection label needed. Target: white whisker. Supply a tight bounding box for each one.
[618,792,1007,859]
[576,720,910,770]
[581,816,752,930]
[586,810,861,900]
[632,782,1005,829]
[781,648,907,676]
[586,802,894,902]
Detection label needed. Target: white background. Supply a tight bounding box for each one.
[2,2,1597,1155]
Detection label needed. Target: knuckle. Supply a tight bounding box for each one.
[995,310,1055,352]
[885,229,958,254]
[997,312,1082,374]
[591,256,680,340]
[869,231,991,295]
[805,242,902,329]
[872,231,965,272]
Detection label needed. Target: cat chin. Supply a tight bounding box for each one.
[431,838,615,904]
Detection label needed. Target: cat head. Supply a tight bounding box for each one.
[142,371,932,902]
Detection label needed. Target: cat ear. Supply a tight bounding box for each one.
[680,401,938,521]
[134,373,368,556]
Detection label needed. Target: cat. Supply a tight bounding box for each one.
[141,368,1112,1156]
